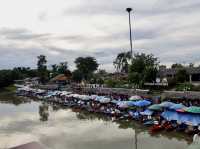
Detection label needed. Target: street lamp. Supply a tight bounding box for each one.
[126,8,133,56]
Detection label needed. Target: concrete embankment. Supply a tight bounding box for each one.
[163,91,200,100]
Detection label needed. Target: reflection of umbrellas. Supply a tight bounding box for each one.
[159,101,175,108]
[186,106,200,114]
[148,104,162,111]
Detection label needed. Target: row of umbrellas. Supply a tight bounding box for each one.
[162,110,200,126]
[148,101,200,114]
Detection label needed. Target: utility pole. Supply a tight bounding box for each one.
[126,8,133,56]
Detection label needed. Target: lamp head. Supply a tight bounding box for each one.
[126,8,132,12]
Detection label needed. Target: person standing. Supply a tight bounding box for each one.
[193,132,200,144]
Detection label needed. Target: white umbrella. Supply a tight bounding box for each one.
[129,95,142,101]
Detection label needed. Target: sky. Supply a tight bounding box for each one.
[0,0,200,72]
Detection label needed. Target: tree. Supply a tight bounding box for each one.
[113,51,131,73]
[176,69,188,83]
[171,63,183,69]
[74,57,99,81]
[51,64,58,73]
[189,63,194,68]
[37,55,48,84]
[128,53,159,87]
[72,69,83,82]
[97,69,107,76]
[57,62,68,74]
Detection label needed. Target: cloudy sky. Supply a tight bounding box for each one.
[0,0,200,72]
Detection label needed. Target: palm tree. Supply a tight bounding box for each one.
[113,51,132,73]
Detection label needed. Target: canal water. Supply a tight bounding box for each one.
[0,91,195,149]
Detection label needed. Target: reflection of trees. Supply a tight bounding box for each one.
[73,108,192,144]
[39,103,49,121]
[52,104,61,111]
[0,91,30,105]
[74,109,111,122]
[150,131,192,145]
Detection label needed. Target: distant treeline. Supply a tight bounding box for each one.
[0,67,37,88]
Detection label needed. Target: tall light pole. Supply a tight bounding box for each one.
[126,8,133,56]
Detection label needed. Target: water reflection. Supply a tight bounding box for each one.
[0,94,193,149]
[39,103,49,121]
[72,107,192,144]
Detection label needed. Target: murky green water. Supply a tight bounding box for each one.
[0,91,194,149]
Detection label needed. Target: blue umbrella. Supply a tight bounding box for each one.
[111,100,118,104]
[127,101,136,107]
[133,100,151,107]
[161,110,180,121]
[160,101,175,108]
[169,104,186,110]
[140,109,153,116]
[162,110,200,126]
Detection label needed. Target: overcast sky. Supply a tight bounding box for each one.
[0,0,200,72]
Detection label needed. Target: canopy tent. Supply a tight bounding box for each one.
[148,104,162,111]
[140,109,153,116]
[129,95,143,101]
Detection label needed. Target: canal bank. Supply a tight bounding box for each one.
[0,93,192,149]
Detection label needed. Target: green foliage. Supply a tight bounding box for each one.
[176,69,188,83]
[167,78,177,88]
[51,62,71,78]
[0,67,37,88]
[128,53,159,87]
[171,63,183,69]
[37,55,48,84]
[105,79,118,88]
[57,62,68,74]
[105,79,128,88]
[72,69,83,82]
[176,83,193,91]
[128,72,141,85]
[113,51,131,73]
[190,85,200,91]
[74,57,99,81]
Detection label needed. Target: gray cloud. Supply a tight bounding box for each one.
[0,28,50,41]
[63,0,200,17]
[0,0,200,71]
